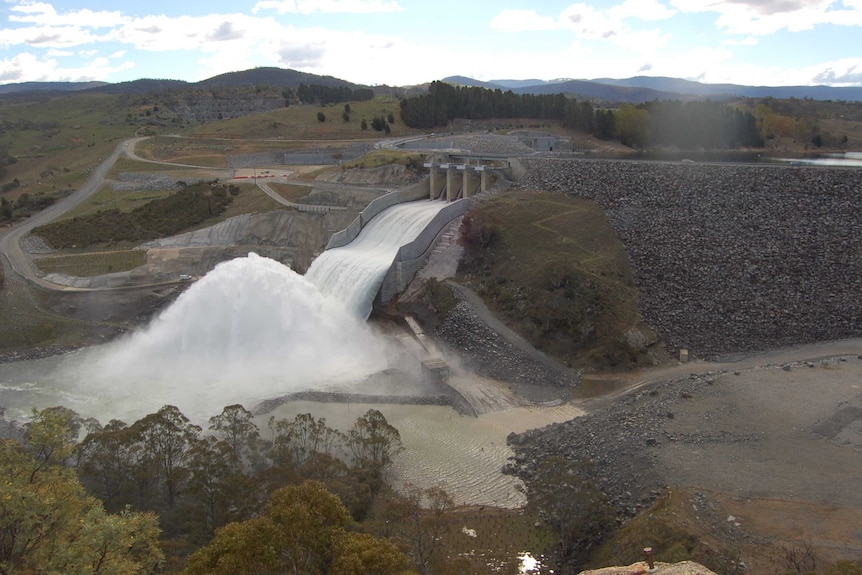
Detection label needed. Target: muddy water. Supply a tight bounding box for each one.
[262,400,584,508]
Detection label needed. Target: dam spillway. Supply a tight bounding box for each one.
[307,199,448,318]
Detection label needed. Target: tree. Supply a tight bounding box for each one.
[185,435,254,539]
[0,438,163,574]
[131,405,201,509]
[346,409,403,481]
[361,118,368,130]
[24,405,82,469]
[182,481,386,575]
[208,404,259,468]
[371,116,387,131]
[270,412,343,468]
[317,111,326,123]
[615,104,650,148]
[330,531,416,575]
[77,419,138,511]
[391,484,453,575]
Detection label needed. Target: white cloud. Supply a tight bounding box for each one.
[809,58,862,86]
[0,24,100,48]
[611,28,672,51]
[489,9,560,32]
[609,0,677,21]
[560,3,618,38]
[108,13,276,53]
[670,0,862,35]
[252,0,402,15]
[9,1,128,28]
[488,2,676,51]
[0,49,134,83]
[721,35,758,45]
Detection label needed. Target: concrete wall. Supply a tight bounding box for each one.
[326,179,430,249]
[377,198,469,305]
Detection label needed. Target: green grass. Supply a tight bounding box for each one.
[456,191,647,370]
[33,250,147,277]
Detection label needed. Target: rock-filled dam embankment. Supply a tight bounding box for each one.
[517,158,862,359]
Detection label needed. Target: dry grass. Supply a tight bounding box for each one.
[433,507,558,574]
[34,250,146,277]
[182,96,410,140]
[268,182,312,203]
[457,191,646,370]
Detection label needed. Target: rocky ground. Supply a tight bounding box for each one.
[517,158,862,359]
[504,348,862,571]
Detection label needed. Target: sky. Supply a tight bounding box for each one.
[1,0,861,88]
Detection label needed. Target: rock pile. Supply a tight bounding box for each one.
[518,158,862,358]
[436,300,579,392]
[504,370,727,518]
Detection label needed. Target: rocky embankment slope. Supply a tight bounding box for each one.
[518,159,862,359]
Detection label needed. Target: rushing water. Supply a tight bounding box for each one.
[307,200,448,319]
[0,199,447,422]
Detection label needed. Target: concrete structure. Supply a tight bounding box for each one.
[424,161,494,201]
[326,179,430,249]
[376,198,469,305]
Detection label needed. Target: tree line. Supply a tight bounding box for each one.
[1,403,447,574]
[398,81,765,149]
[293,83,375,106]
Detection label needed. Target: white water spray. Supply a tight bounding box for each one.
[0,199,448,422]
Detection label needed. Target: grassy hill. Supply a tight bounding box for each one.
[452,191,659,370]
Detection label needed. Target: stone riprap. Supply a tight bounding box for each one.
[517,158,862,359]
[436,300,579,393]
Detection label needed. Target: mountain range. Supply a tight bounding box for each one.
[1,67,861,103]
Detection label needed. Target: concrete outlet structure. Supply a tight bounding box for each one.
[425,162,492,201]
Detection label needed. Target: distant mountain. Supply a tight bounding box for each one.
[490,78,571,89]
[84,78,190,95]
[592,76,862,101]
[509,79,687,103]
[437,74,862,103]
[0,67,368,98]
[0,81,108,95]
[441,76,505,89]
[198,67,360,89]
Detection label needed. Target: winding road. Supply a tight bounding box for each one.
[0,138,143,289]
